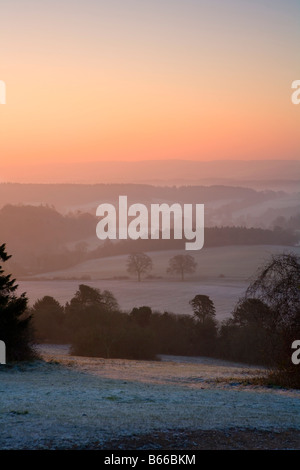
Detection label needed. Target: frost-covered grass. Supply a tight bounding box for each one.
[18,245,300,319]
[19,278,246,319]
[0,345,299,450]
[30,245,299,281]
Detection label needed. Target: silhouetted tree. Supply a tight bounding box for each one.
[31,296,65,342]
[126,253,153,282]
[218,298,274,365]
[218,253,300,386]
[130,306,152,327]
[231,298,272,329]
[65,287,157,360]
[245,253,300,386]
[64,284,119,337]
[246,253,300,326]
[167,254,197,280]
[189,295,216,324]
[189,295,217,355]
[0,243,36,361]
[67,284,119,311]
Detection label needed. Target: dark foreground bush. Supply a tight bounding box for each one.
[71,322,157,360]
[266,366,300,390]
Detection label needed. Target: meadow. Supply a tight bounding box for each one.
[0,345,299,450]
[19,245,299,319]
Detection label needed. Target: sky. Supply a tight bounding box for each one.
[0,0,299,177]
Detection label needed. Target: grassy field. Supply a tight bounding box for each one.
[19,278,246,319]
[0,345,299,450]
[18,245,299,319]
[33,244,299,281]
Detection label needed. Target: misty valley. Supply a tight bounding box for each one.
[0,183,298,277]
[0,179,299,450]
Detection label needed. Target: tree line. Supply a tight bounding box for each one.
[89,226,298,261]
[0,243,299,388]
[1,204,298,276]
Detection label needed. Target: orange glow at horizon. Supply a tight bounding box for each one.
[1,0,299,176]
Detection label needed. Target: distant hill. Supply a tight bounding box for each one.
[0,182,298,229]
[1,159,299,190]
[0,204,298,277]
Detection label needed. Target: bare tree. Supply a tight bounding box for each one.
[126,253,153,282]
[246,252,300,326]
[167,254,197,280]
[244,253,300,386]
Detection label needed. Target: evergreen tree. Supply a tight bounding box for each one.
[31,296,65,343]
[189,295,216,324]
[0,244,36,361]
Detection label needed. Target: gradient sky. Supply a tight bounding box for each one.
[1,0,299,172]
